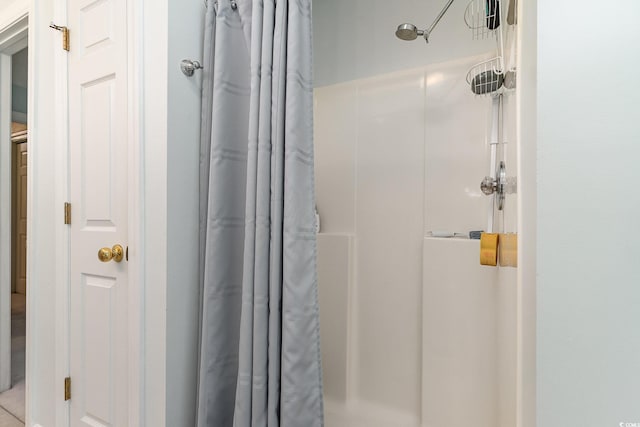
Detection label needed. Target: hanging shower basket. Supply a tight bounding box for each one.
[464,0,510,95]
[464,0,501,40]
[466,57,504,97]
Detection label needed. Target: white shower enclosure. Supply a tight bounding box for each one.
[313,1,519,426]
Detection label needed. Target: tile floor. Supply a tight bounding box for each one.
[0,293,25,426]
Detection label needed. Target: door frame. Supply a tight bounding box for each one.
[123,0,146,424]
[0,8,28,395]
[516,0,537,426]
[1,0,145,424]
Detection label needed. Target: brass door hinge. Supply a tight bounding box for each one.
[64,202,72,225]
[64,377,71,401]
[49,22,70,51]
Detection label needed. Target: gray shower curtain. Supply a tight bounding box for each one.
[197,0,323,426]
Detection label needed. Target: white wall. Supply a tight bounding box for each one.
[11,47,27,121]
[536,1,640,426]
[353,68,425,417]
[142,0,204,426]
[0,0,24,11]
[166,0,203,425]
[10,46,25,86]
[313,0,495,86]
[141,0,168,425]
[0,0,27,26]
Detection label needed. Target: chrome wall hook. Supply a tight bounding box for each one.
[206,0,238,11]
[181,59,203,77]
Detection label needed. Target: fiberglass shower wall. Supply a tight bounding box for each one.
[313,1,518,427]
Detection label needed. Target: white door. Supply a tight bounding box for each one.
[68,0,129,425]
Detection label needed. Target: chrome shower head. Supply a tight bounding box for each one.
[395,23,426,42]
[396,0,456,44]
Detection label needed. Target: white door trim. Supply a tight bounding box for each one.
[126,0,146,423]
[0,10,28,395]
[52,0,70,424]
[0,49,13,396]
[516,0,537,426]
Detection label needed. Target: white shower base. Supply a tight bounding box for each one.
[316,234,516,427]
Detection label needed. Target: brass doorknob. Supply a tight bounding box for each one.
[98,244,124,263]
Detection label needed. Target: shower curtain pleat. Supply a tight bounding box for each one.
[197,0,324,426]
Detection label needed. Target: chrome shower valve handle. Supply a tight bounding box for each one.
[481,175,498,195]
[480,161,507,211]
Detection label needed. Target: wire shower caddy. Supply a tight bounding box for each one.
[464,0,509,97]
